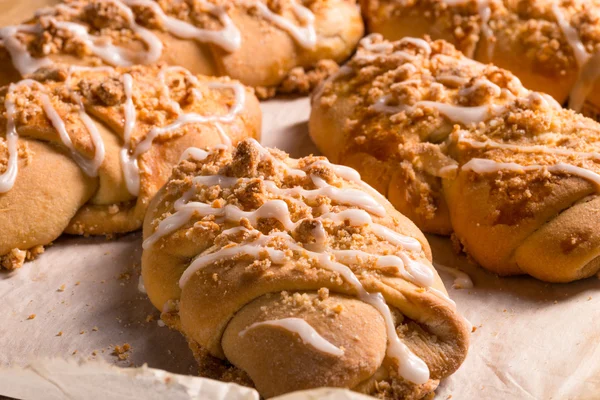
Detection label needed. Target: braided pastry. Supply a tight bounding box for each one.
[0,0,364,98]
[360,0,600,118]
[0,64,260,270]
[141,139,470,399]
[309,35,600,282]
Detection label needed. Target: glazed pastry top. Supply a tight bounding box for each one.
[366,0,600,110]
[0,64,248,195]
[0,0,328,74]
[143,139,465,385]
[314,35,600,219]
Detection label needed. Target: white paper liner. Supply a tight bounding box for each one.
[0,2,599,398]
[0,358,377,400]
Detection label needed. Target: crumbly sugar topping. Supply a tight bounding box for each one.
[0,64,248,195]
[147,139,452,385]
[316,35,600,208]
[374,0,600,72]
[1,0,321,62]
[154,140,417,275]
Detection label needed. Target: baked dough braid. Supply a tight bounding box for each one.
[310,35,600,282]
[0,0,364,98]
[0,64,260,270]
[141,139,470,399]
[360,0,600,119]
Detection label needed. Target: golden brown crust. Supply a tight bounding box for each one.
[142,139,470,398]
[0,64,260,267]
[360,0,600,115]
[0,0,364,96]
[310,36,600,282]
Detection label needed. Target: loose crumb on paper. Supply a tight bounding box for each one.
[112,343,132,360]
[119,272,131,281]
[57,284,66,292]
[27,314,36,320]
[56,331,63,337]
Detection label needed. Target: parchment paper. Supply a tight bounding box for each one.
[0,2,599,399]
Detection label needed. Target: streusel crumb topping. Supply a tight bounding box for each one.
[316,34,600,215]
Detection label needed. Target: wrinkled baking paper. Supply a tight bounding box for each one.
[0,358,373,400]
[0,2,599,399]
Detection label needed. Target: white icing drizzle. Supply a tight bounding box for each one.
[143,199,422,258]
[119,68,246,196]
[254,0,317,49]
[359,34,394,53]
[568,51,600,112]
[331,249,435,289]
[367,52,600,189]
[47,1,163,67]
[169,144,383,212]
[39,89,104,176]
[357,34,432,62]
[396,37,432,56]
[436,74,470,87]
[537,92,563,110]
[148,141,466,385]
[0,0,317,76]
[123,0,241,52]
[179,147,210,163]
[476,0,494,59]
[372,77,562,127]
[458,78,502,98]
[462,158,600,188]
[120,73,140,196]
[215,123,233,147]
[312,65,353,103]
[0,25,51,75]
[0,65,244,195]
[457,131,600,160]
[309,160,392,206]
[372,95,505,125]
[0,79,105,193]
[320,209,422,252]
[551,3,600,111]
[456,130,600,188]
[138,275,147,293]
[180,228,431,384]
[158,67,184,115]
[0,86,20,193]
[438,0,494,59]
[238,317,344,356]
[552,3,589,68]
[433,263,473,289]
[417,101,505,125]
